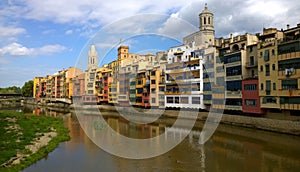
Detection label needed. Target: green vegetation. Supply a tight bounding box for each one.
[0,110,70,172]
[21,80,33,97]
[0,87,21,94]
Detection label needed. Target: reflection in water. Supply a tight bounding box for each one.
[12,105,300,171]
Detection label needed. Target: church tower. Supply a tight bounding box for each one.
[88,44,98,69]
[199,4,215,45]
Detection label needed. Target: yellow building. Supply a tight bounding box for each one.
[108,60,120,104]
[258,28,283,110]
[65,67,82,98]
[277,24,300,114]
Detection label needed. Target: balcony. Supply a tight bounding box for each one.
[225,105,242,111]
[226,75,242,81]
[243,74,258,80]
[245,62,258,68]
[261,101,280,109]
[278,52,300,61]
[226,91,242,98]
[278,89,300,96]
[203,100,212,105]
[278,69,299,79]
[280,104,300,110]
[118,94,128,101]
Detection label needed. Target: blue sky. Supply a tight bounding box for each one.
[0,0,299,87]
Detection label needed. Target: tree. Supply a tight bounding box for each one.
[0,86,21,94]
[22,80,34,97]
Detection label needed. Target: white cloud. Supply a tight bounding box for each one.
[0,26,26,38]
[1,0,299,39]
[65,29,73,35]
[0,43,66,56]
[42,29,55,34]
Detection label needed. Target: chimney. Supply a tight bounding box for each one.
[297,23,300,27]
[287,24,290,29]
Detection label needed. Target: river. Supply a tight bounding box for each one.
[3,104,300,171]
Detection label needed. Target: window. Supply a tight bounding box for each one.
[264,50,270,62]
[250,56,255,66]
[262,97,277,104]
[216,66,224,73]
[167,97,174,103]
[203,83,212,91]
[225,99,242,106]
[265,64,270,76]
[216,77,225,86]
[260,65,263,72]
[226,81,242,91]
[278,58,300,71]
[282,79,298,90]
[204,95,212,100]
[151,80,156,84]
[272,49,275,56]
[261,83,264,90]
[88,90,93,94]
[224,52,241,64]
[245,100,257,106]
[137,88,143,94]
[260,52,263,58]
[159,87,165,92]
[152,98,156,103]
[192,97,201,104]
[180,97,188,104]
[244,84,257,91]
[280,97,300,104]
[151,88,156,93]
[272,64,276,71]
[226,66,242,76]
[273,83,276,90]
[151,71,155,76]
[266,80,271,95]
[175,97,179,104]
[136,97,142,103]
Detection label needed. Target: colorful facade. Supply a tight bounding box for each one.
[32,5,300,117]
[277,24,300,115]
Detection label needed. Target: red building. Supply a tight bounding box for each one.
[242,79,265,114]
[142,80,151,108]
[72,73,85,102]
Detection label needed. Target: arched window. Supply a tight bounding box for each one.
[204,17,206,25]
[208,17,210,24]
[232,44,239,52]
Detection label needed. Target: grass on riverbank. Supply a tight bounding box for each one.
[0,110,70,172]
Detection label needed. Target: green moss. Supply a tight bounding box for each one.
[0,110,70,172]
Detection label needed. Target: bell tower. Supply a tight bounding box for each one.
[88,44,98,69]
[199,3,215,45]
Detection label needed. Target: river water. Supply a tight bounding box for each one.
[3,104,300,172]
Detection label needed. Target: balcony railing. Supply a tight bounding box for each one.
[245,62,258,68]
[225,105,242,111]
[226,91,242,98]
[278,89,300,96]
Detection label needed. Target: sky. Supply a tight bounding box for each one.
[0,0,299,87]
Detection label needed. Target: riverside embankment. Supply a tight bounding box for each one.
[27,101,300,136]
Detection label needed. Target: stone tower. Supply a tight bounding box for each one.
[199,3,215,45]
[88,44,98,69]
[118,46,129,60]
